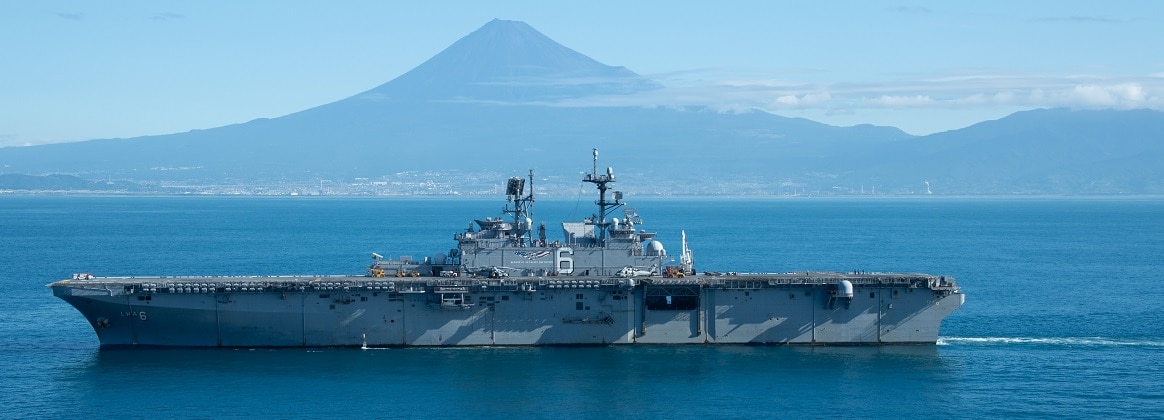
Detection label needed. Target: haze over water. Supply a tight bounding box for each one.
[1,196,1161,418]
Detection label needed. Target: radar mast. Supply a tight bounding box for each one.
[583,148,623,243]
[502,169,535,247]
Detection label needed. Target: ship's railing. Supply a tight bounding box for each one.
[53,271,957,295]
[701,273,957,290]
[60,274,364,282]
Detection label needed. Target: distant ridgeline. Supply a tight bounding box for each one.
[0,19,1162,195]
[0,174,148,193]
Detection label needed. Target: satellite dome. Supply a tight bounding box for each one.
[647,240,666,256]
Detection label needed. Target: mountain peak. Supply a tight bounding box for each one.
[363,19,657,102]
[478,18,541,34]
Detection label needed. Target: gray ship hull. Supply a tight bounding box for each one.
[49,150,964,347]
[51,273,963,347]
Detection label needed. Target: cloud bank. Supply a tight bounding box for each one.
[536,71,1164,118]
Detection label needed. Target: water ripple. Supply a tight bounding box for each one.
[939,336,1164,348]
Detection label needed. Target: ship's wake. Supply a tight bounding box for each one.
[938,336,1164,348]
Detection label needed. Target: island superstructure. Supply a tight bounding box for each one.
[50,149,964,347]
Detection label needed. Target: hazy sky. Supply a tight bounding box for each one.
[3,1,1162,147]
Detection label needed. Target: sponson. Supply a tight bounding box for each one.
[50,149,964,347]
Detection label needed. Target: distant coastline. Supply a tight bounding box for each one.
[7,172,1161,198]
[4,189,1161,200]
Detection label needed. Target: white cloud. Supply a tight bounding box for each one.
[451,69,1163,129]
[602,71,1162,114]
[768,92,831,108]
[1061,83,1147,108]
[865,95,935,107]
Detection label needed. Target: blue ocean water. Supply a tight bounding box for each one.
[1,196,1161,418]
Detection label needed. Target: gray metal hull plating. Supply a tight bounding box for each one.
[51,274,963,347]
[49,151,964,348]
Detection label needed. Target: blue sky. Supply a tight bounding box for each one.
[2,1,1162,147]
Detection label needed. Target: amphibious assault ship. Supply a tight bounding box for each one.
[50,150,964,347]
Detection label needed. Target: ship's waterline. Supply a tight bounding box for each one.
[49,149,962,347]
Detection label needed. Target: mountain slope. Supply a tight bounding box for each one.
[364,19,659,102]
[868,108,1164,194]
[0,19,909,184]
[0,19,1160,194]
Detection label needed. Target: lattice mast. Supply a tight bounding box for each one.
[583,148,623,243]
[502,169,535,246]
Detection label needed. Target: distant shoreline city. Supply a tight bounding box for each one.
[2,171,1158,198]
